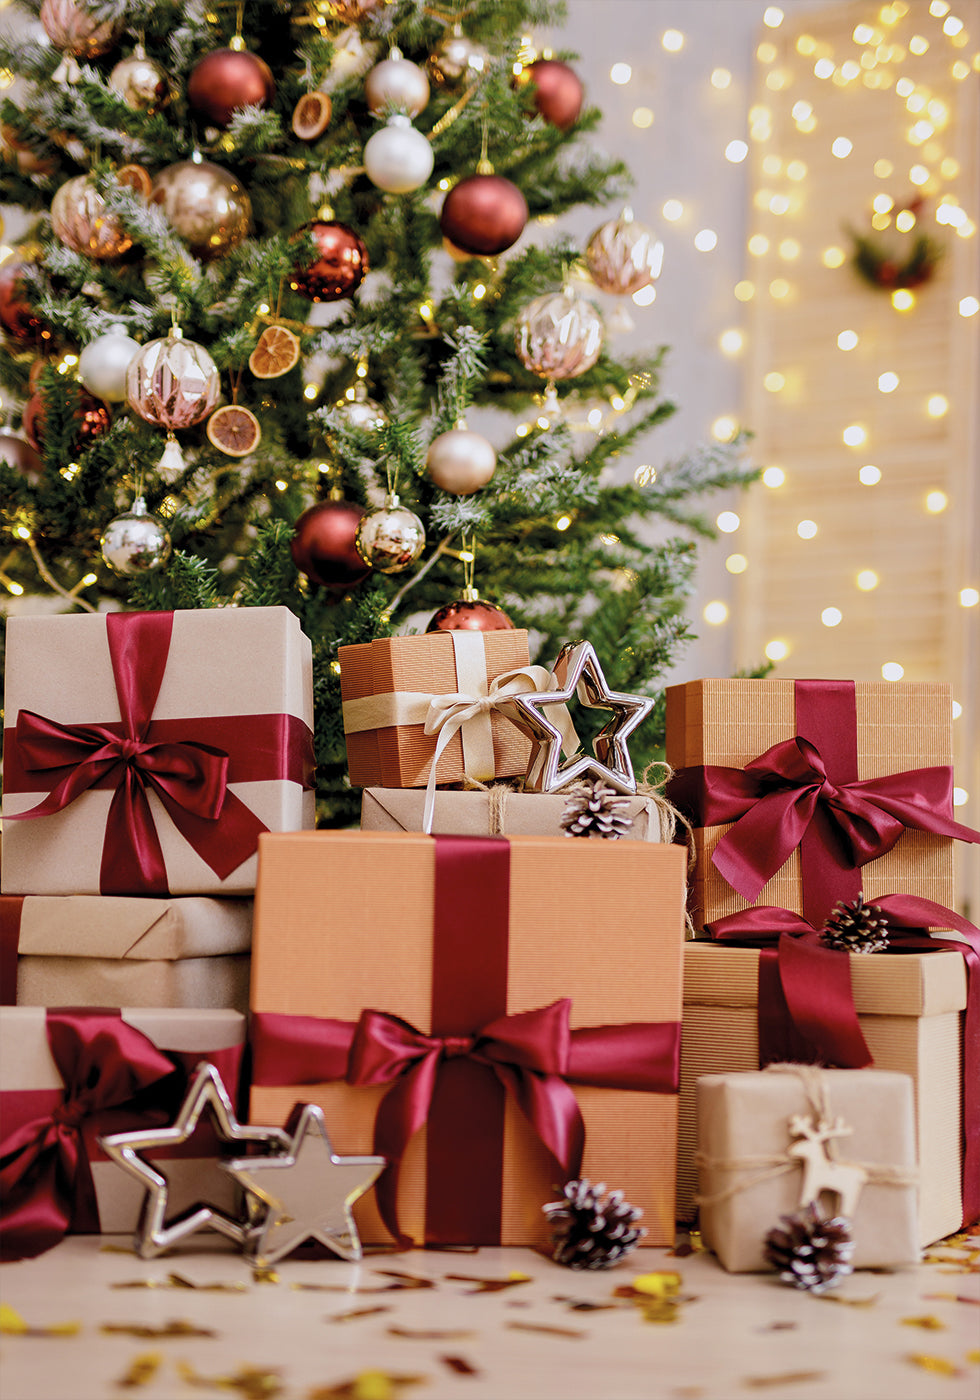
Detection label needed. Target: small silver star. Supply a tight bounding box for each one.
[221,1102,386,1268]
[498,639,654,794]
[98,1061,291,1259]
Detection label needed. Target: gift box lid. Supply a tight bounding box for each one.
[684,941,967,1018]
[3,895,253,960]
[360,786,672,841]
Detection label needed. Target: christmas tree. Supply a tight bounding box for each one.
[0,0,756,824]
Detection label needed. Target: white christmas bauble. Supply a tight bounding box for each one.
[78,328,141,402]
[365,51,429,116]
[364,116,433,194]
[426,427,496,494]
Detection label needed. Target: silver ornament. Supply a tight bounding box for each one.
[426,426,496,494]
[365,48,429,116]
[150,159,251,261]
[100,497,171,575]
[363,115,433,194]
[336,381,388,431]
[108,42,170,112]
[515,290,604,381]
[355,492,425,573]
[126,329,220,430]
[78,327,141,402]
[586,209,664,296]
[428,26,488,86]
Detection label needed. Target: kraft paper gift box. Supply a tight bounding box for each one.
[339,630,532,790]
[664,679,973,930]
[0,894,253,1011]
[678,942,972,1246]
[696,1067,919,1272]
[248,830,687,1249]
[0,1006,245,1257]
[360,785,675,841]
[2,607,315,896]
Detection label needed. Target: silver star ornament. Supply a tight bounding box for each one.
[98,1060,291,1259]
[498,639,654,794]
[221,1102,386,1268]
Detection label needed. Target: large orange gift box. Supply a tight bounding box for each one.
[664,678,976,930]
[2,607,315,896]
[248,830,686,1249]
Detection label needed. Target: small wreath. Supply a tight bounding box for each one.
[847,224,944,292]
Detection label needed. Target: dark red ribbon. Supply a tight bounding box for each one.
[706,894,980,1226]
[4,611,314,894]
[0,897,24,1006]
[668,681,978,927]
[0,1009,182,1261]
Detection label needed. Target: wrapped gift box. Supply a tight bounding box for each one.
[2,607,315,896]
[360,785,674,841]
[0,894,253,1011]
[249,830,686,1248]
[665,679,959,929]
[0,1006,246,1253]
[339,630,532,789]
[678,942,969,1245]
[696,1067,919,1272]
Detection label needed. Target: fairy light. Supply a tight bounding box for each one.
[960,297,980,317]
[711,68,732,88]
[734,280,755,301]
[843,424,867,447]
[472,284,486,300]
[662,30,684,52]
[769,279,791,299]
[587,409,603,428]
[762,466,786,487]
[720,329,744,355]
[610,394,626,411]
[515,423,531,437]
[764,372,785,392]
[555,514,572,531]
[821,607,842,626]
[303,385,318,400]
[892,289,916,310]
[14,525,31,540]
[764,7,784,25]
[952,700,963,719]
[765,639,790,661]
[694,229,718,251]
[882,662,905,681]
[927,394,949,417]
[748,234,769,256]
[831,136,853,158]
[960,588,980,607]
[857,570,879,590]
[634,465,657,485]
[80,572,97,587]
[662,200,684,221]
[712,417,738,443]
[878,372,899,392]
[275,480,288,491]
[610,62,631,84]
[797,519,818,539]
[726,553,748,573]
[317,462,330,473]
[703,600,729,624]
[5,579,24,595]
[632,107,654,128]
[778,239,800,260]
[716,510,740,533]
[925,490,948,513]
[954,787,969,806]
[823,246,846,268]
[859,465,882,484]
[726,140,748,162]
[838,329,859,349]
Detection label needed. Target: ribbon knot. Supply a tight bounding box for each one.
[51,1099,89,1130]
[441,1034,476,1059]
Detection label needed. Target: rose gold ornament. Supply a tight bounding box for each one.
[440,174,528,258]
[355,493,425,573]
[125,329,220,430]
[289,221,368,302]
[108,42,171,112]
[187,48,275,128]
[586,209,664,296]
[426,426,496,494]
[0,262,51,345]
[515,59,583,130]
[40,0,121,71]
[325,0,379,23]
[426,593,514,631]
[365,48,429,116]
[51,175,133,260]
[150,160,251,261]
[291,497,370,590]
[516,289,604,380]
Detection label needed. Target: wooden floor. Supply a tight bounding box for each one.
[1,1232,977,1400]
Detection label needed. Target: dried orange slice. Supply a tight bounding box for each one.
[248,324,301,379]
[206,404,262,457]
[292,90,332,141]
[117,163,153,197]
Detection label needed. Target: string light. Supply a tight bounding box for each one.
[960,297,979,316]
[726,554,748,573]
[952,701,962,719]
[842,424,867,446]
[927,394,949,417]
[765,639,790,660]
[856,570,879,590]
[859,464,882,484]
[662,30,684,52]
[960,588,980,608]
[726,140,748,162]
[838,329,859,349]
[719,329,744,355]
[882,662,905,681]
[797,519,818,539]
[711,68,732,88]
[821,607,842,626]
[610,62,631,84]
[953,787,969,807]
[716,510,740,533]
[662,199,684,221]
[925,490,948,512]
[762,466,786,487]
[703,600,729,624]
[878,372,899,392]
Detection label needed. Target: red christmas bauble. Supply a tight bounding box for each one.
[516,59,583,130]
[0,262,50,345]
[22,387,111,453]
[187,48,275,128]
[291,498,371,590]
[439,175,528,258]
[289,221,369,302]
[426,597,514,632]
[0,432,43,479]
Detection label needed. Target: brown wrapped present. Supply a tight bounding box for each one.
[696,1066,919,1272]
[360,784,675,842]
[339,630,533,790]
[679,941,970,1246]
[2,607,315,896]
[0,894,252,1011]
[0,1006,246,1256]
[664,678,974,930]
[249,830,686,1248]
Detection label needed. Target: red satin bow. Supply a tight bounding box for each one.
[250,1001,680,1246]
[0,1011,180,1261]
[5,612,268,894]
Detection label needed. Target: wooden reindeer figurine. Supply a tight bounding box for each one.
[786,1113,868,1219]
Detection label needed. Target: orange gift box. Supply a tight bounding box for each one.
[339,630,532,789]
[665,678,964,930]
[248,830,687,1249]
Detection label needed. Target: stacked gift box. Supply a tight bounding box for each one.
[0,606,315,1257]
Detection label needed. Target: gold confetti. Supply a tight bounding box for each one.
[387,1325,475,1340]
[904,1353,964,1378]
[0,1303,80,1337]
[254,1266,280,1285]
[901,1314,948,1331]
[630,1271,682,1298]
[115,1351,163,1388]
[758,1321,797,1331]
[814,1292,880,1308]
[742,1372,827,1389]
[506,1320,585,1338]
[329,1306,392,1323]
[308,1374,427,1400]
[101,1319,216,1339]
[445,1271,531,1293]
[968,1351,980,1365]
[177,1360,285,1397]
[923,1293,980,1305]
[112,1274,249,1292]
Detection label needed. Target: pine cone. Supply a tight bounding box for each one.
[559,781,634,839]
[543,1177,646,1270]
[763,1203,855,1293]
[820,895,890,953]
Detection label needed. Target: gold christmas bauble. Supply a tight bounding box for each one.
[150,160,251,262]
[108,44,171,113]
[51,176,133,260]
